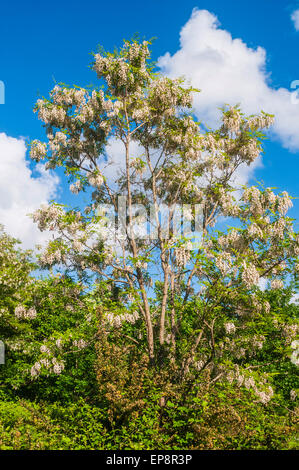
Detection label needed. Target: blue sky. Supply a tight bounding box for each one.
[1,0,299,247]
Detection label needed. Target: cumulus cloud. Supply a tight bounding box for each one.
[158,9,299,151]
[223,156,263,191]
[100,138,149,183]
[101,138,126,181]
[258,277,268,291]
[290,293,299,304]
[291,9,299,31]
[0,133,59,249]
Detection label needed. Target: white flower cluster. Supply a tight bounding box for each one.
[67,218,82,236]
[243,186,263,216]
[135,259,148,270]
[251,334,266,351]
[106,100,123,118]
[194,359,206,371]
[165,116,201,159]
[239,139,260,163]
[244,114,274,131]
[53,362,65,374]
[218,188,238,217]
[174,246,191,268]
[218,230,243,251]
[255,387,274,404]
[271,279,284,290]
[30,140,47,162]
[94,41,151,97]
[281,323,298,345]
[5,338,30,354]
[222,107,242,135]
[94,55,129,90]
[14,305,37,320]
[243,187,293,221]
[247,223,263,239]
[77,103,95,123]
[106,310,139,328]
[70,180,82,194]
[290,340,299,367]
[271,219,287,240]
[88,173,104,188]
[228,367,274,404]
[40,344,51,354]
[215,252,232,276]
[72,239,84,252]
[221,333,265,360]
[277,191,293,216]
[48,131,68,152]
[173,241,193,269]
[264,188,277,205]
[290,389,297,401]
[224,322,236,334]
[40,249,64,267]
[126,40,150,67]
[132,104,150,122]
[32,204,64,232]
[241,261,259,288]
[203,133,220,153]
[250,296,264,315]
[149,77,192,117]
[30,357,65,377]
[36,100,66,126]
[0,307,8,318]
[263,301,271,314]
[73,339,87,350]
[51,85,86,107]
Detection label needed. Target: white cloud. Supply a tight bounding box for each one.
[291,9,299,31]
[226,156,263,190]
[101,127,262,193]
[100,138,149,182]
[258,277,268,291]
[158,9,299,152]
[100,138,127,181]
[290,293,299,304]
[0,133,59,249]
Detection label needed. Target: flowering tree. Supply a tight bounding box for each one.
[29,39,299,405]
[0,226,100,396]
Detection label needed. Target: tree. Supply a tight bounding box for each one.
[0,226,99,400]
[29,39,299,406]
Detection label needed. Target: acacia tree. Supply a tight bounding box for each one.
[29,39,299,404]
